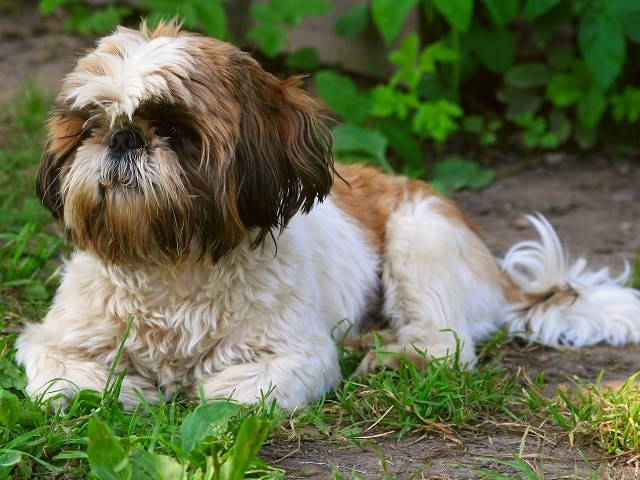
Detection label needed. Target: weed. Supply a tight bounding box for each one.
[547,372,640,455]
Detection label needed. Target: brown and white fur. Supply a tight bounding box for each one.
[16,22,640,411]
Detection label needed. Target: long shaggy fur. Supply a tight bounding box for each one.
[16,22,640,411]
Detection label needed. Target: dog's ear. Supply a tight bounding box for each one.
[234,56,334,242]
[36,110,86,219]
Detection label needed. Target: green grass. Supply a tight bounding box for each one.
[2,87,640,478]
[0,86,63,326]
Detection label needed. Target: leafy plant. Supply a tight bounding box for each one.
[315,32,492,185]
[85,402,275,480]
[543,372,640,456]
[247,0,331,59]
[143,0,228,39]
[39,0,132,35]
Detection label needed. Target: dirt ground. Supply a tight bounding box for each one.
[2,3,640,478]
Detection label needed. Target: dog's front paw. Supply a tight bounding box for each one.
[341,329,397,353]
[351,341,476,377]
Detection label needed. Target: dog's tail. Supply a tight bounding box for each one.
[500,214,640,347]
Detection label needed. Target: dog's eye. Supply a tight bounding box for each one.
[153,123,182,138]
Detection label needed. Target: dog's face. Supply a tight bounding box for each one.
[38,22,333,264]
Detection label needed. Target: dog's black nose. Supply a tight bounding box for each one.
[109,130,145,152]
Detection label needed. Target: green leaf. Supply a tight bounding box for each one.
[504,63,551,88]
[610,0,640,43]
[576,88,606,129]
[332,123,389,166]
[546,43,574,71]
[246,23,287,58]
[272,0,333,22]
[0,357,26,390]
[574,124,598,149]
[522,0,562,20]
[195,0,227,39]
[39,0,72,14]
[633,247,640,290]
[65,5,131,36]
[480,0,520,27]
[87,417,131,480]
[376,117,423,167]
[285,47,321,70]
[417,76,459,103]
[315,71,372,124]
[546,74,583,107]
[610,87,640,123]
[370,85,417,118]
[578,4,625,90]
[247,3,286,57]
[26,282,49,302]
[548,109,571,144]
[129,450,183,480]
[530,2,573,47]
[432,0,474,32]
[419,41,459,73]
[336,2,369,38]
[470,25,515,73]
[178,401,242,455]
[462,116,484,134]
[412,100,463,142]
[0,450,22,468]
[389,33,421,88]
[219,416,271,480]
[145,0,224,35]
[371,0,420,44]
[0,389,19,430]
[431,157,493,193]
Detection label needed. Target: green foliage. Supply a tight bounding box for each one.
[248,0,331,57]
[531,372,640,456]
[432,0,474,32]
[0,86,62,323]
[143,0,228,39]
[335,2,368,38]
[331,349,520,436]
[430,157,494,194]
[40,0,132,35]
[0,393,280,479]
[314,32,492,186]
[315,0,640,179]
[0,223,63,302]
[85,403,275,480]
[632,246,640,291]
[0,313,279,479]
[371,0,420,44]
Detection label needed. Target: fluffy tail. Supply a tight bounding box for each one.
[500,214,640,347]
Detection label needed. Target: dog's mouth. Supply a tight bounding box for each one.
[99,129,148,191]
[99,160,144,191]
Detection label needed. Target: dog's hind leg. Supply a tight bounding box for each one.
[354,195,506,374]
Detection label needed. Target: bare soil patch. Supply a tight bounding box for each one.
[3,4,640,478]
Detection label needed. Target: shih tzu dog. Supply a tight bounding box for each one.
[16,21,640,411]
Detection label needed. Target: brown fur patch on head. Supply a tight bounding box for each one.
[230,54,334,246]
[37,112,88,218]
[37,22,334,264]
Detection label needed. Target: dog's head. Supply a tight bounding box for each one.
[38,21,333,264]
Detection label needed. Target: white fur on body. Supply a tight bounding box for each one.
[17,198,379,410]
